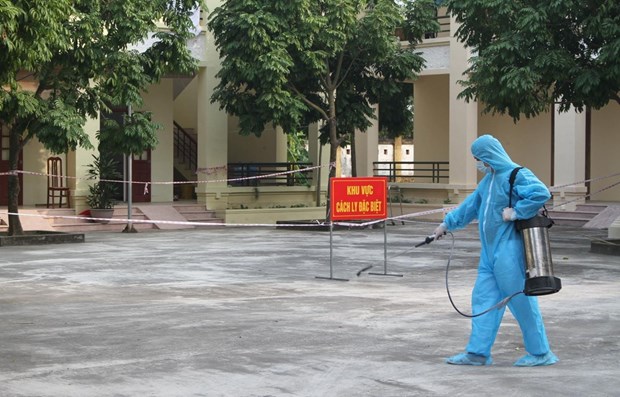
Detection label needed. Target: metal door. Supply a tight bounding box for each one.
[131,150,151,203]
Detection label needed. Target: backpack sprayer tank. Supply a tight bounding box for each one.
[509,167,561,297]
[515,215,562,296]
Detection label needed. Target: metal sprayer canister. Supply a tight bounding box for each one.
[515,215,562,296]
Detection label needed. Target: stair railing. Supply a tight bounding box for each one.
[173,121,197,173]
[373,161,449,183]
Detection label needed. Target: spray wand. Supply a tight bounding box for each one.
[417,231,522,318]
[415,235,437,247]
[357,234,439,276]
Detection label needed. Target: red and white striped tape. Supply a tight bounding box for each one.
[0,163,332,187]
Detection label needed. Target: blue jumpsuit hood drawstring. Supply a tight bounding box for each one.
[442,134,558,367]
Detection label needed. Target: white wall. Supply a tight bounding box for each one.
[374,143,414,177]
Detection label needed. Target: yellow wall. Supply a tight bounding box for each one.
[143,79,174,202]
[478,108,553,185]
[22,140,56,206]
[413,74,449,162]
[227,116,279,163]
[174,75,285,166]
[591,102,620,202]
[71,114,99,212]
[173,76,198,131]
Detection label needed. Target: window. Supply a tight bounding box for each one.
[134,151,149,161]
[1,123,9,161]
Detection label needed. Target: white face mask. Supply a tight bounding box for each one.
[476,160,489,173]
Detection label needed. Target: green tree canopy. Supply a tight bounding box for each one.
[448,0,620,120]
[0,0,203,235]
[379,82,413,140]
[208,0,438,183]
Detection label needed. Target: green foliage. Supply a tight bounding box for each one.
[388,192,412,203]
[448,0,620,120]
[402,0,441,44]
[1,0,203,153]
[85,155,122,209]
[379,82,414,139]
[208,0,433,176]
[287,130,311,186]
[98,111,160,156]
[1,0,204,234]
[0,0,73,87]
[287,130,310,163]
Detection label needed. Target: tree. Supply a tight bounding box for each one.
[448,0,620,120]
[0,0,203,235]
[379,82,414,140]
[208,0,438,195]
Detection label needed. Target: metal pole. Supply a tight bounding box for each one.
[368,219,402,277]
[384,219,387,268]
[123,104,137,233]
[330,221,333,278]
[315,220,348,281]
[315,143,322,207]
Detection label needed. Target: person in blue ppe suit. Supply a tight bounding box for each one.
[433,134,558,367]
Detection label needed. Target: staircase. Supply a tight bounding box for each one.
[173,121,198,200]
[46,208,156,233]
[173,204,223,227]
[1,205,224,233]
[173,121,197,180]
[547,203,611,228]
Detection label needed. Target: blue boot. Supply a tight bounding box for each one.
[514,351,559,367]
[446,352,493,366]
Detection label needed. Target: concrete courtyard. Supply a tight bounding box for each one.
[0,221,618,396]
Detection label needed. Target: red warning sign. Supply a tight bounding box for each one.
[330,177,388,221]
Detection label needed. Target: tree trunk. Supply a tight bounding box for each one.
[8,127,23,236]
[394,136,402,182]
[350,132,357,177]
[326,117,339,221]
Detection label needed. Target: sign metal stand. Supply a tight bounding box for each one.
[368,219,403,277]
[315,221,349,281]
[316,177,395,281]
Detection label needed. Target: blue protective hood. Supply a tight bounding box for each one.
[471,135,519,172]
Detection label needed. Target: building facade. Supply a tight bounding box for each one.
[6,1,619,223]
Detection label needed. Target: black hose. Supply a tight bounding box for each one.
[443,232,524,318]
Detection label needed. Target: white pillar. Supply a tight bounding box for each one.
[275,125,287,163]
[143,80,174,203]
[552,105,587,210]
[196,66,228,211]
[68,114,99,213]
[308,122,329,205]
[448,20,478,201]
[354,105,379,177]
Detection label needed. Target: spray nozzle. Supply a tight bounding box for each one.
[415,235,436,247]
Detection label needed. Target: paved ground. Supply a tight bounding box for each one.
[0,221,618,397]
